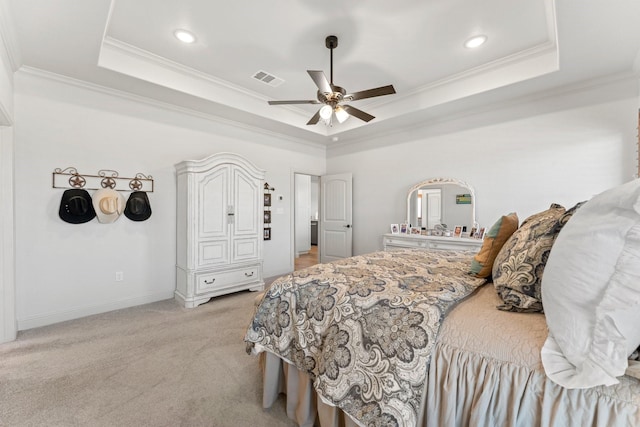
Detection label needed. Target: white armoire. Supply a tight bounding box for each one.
[175,152,265,308]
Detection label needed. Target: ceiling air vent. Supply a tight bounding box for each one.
[252,70,284,87]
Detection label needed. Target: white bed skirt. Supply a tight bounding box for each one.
[259,285,640,427]
[261,351,360,427]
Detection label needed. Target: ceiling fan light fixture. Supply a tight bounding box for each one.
[174,29,196,44]
[464,35,487,49]
[335,106,349,123]
[319,105,333,120]
[267,35,395,125]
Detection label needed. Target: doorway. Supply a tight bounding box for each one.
[294,173,319,271]
[420,188,442,229]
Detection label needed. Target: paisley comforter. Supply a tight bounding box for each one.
[244,249,486,427]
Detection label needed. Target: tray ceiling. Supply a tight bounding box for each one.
[8,0,640,145]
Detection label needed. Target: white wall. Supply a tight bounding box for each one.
[0,0,16,343]
[1,126,16,343]
[328,78,639,255]
[0,37,13,125]
[13,70,326,330]
[0,17,13,125]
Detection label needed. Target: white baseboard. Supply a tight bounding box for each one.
[17,291,176,331]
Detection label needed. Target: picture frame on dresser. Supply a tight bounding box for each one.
[390,224,399,234]
[477,227,486,239]
[400,223,409,234]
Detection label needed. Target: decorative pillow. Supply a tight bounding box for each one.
[470,212,519,278]
[492,203,575,313]
[541,179,640,389]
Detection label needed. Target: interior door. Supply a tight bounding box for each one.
[320,173,352,263]
[425,189,442,229]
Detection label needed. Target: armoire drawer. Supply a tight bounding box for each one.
[196,266,259,293]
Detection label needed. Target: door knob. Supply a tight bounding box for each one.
[344,224,352,228]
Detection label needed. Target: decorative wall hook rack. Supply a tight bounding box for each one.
[52,167,154,192]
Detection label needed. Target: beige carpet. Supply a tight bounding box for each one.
[0,288,297,427]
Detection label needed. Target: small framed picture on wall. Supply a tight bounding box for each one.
[264,227,271,240]
[264,210,272,223]
[264,193,272,207]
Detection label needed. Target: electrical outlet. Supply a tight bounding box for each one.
[115,271,124,282]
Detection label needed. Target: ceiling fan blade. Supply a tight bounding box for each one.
[345,85,396,101]
[268,100,322,105]
[306,109,322,125]
[307,70,333,95]
[342,105,375,122]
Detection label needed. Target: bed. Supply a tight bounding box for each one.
[244,179,640,427]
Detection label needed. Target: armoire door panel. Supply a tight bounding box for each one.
[233,238,259,262]
[198,166,228,238]
[198,240,229,266]
[233,167,259,236]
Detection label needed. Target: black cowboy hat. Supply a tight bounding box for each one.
[124,191,152,221]
[59,189,96,224]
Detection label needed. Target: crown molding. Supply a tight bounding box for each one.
[102,37,267,103]
[328,70,639,156]
[379,0,558,109]
[98,36,329,137]
[17,66,327,152]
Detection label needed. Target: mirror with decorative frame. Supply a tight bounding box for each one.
[406,177,477,233]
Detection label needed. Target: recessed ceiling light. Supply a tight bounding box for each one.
[464,35,487,49]
[174,29,196,44]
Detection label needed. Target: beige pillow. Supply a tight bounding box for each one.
[492,204,570,312]
[470,212,519,278]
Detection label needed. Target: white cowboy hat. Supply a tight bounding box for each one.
[92,188,125,224]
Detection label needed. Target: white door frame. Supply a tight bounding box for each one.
[0,125,16,343]
[294,173,312,257]
[290,170,320,272]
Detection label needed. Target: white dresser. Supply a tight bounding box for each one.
[383,233,483,252]
[175,152,265,308]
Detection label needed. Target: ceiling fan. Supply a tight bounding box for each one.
[268,35,396,125]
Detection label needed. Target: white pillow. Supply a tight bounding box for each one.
[541,179,640,389]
